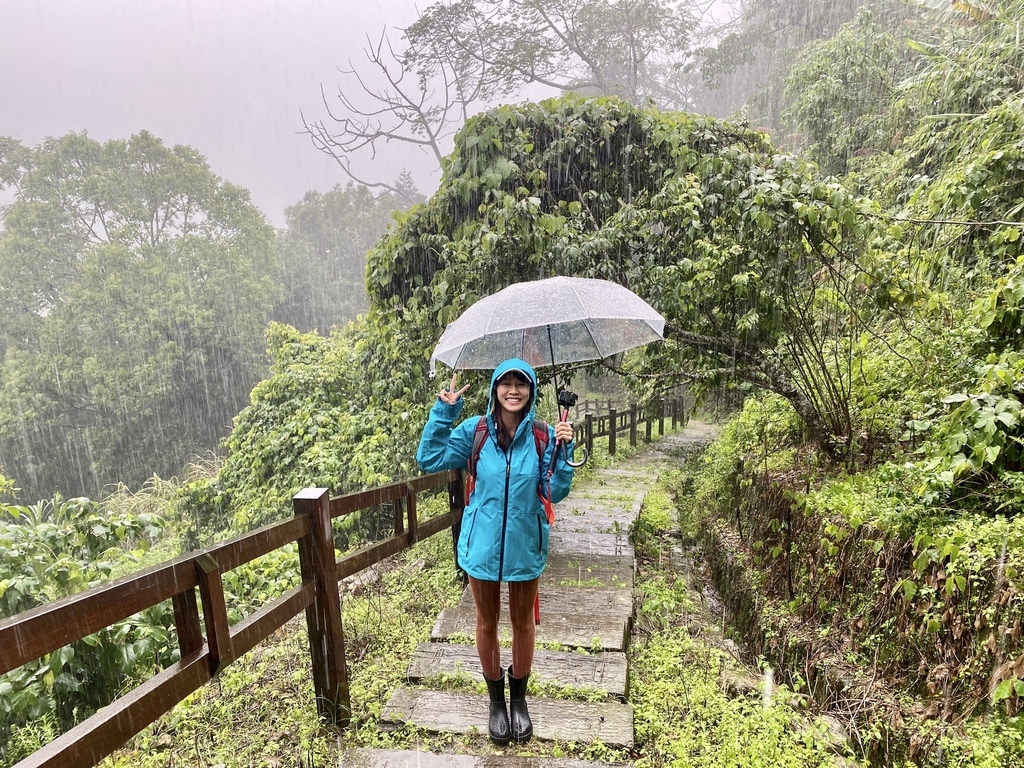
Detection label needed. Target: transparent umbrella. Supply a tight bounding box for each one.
[429,276,667,466]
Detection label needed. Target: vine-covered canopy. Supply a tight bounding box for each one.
[364,95,871,443]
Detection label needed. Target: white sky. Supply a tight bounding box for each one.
[0,0,433,225]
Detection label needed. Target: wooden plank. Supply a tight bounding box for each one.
[0,514,310,675]
[339,749,631,768]
[230,583,314,657]
[406,643,629,700]
[335,532,413,579]
[171,588,203,658]
[196,553,231,674]
[295,488,350,725]
[14,647,213,768]
[330,471,459,516]
[381,688,633,748]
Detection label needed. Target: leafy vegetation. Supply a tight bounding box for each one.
[276,182,417,334]
[0,134,407,507]
[0,494,169,757]
[7,1,1024,765]
[0,131,282,502]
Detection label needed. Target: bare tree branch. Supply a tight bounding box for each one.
[304,2,703,193]
[301,27,485,197]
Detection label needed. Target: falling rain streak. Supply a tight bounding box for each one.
[4,1,1024,766]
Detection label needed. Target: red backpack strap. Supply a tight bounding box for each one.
[531,418,550,463]
[465,416,490,501]
[467,416,490,477]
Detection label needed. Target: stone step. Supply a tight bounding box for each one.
[431,607,629,652]
[406,642,629,699]
[552,495,642,535]
[431,585,633,652]
[543,551,634,588]
[549,530,633,557]
[598,468,651,478]
[339,749,632,767]
[451,583,634,616]
[556,490,642,512]
[380,688,634,748]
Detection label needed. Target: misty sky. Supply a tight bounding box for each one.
[0,0,443,225]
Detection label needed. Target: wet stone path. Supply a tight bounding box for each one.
[344,422,717,768]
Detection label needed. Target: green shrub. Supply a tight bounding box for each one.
[0,494,170,751]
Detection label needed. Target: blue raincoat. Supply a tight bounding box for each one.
[416,358,575,582]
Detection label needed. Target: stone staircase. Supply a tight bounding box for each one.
[344,425,718,767]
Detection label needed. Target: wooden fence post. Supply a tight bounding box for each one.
[608,408,617,455]
[195,553,231,675]
[405,488,419,545]
[645,403,652,442]
[658,399,665,436]
[171,588,204,660]
[585,413,594,459]
[629,404,637,447]
[293,488,350,726]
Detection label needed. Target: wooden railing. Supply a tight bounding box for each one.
[573,396,685,459]
[0,471,464,768]
[0,394,684,768]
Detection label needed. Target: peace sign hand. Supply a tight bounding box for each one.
[438,373,470,405]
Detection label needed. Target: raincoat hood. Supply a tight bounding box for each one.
[487,358,538,425]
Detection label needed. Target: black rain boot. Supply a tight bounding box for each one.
[507,666,533,742]
[484,670,511,745]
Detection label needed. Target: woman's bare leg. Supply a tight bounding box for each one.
[508,578,539,676]
[469,576,502,679]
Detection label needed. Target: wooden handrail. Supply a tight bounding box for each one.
[0,515,310,676]
[2,468,463,768]
[572,396,683,455]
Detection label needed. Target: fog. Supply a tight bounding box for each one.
[0,0,434,225]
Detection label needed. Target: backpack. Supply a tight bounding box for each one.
[464,416,555,524]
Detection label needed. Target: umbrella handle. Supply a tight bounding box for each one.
[558,407,588,468]
[562,444,588,468]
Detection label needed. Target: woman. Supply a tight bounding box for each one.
[416,358,576,744]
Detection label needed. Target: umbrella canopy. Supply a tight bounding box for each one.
[429,276,665,376]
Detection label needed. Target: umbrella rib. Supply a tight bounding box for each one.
[582,316,606,360]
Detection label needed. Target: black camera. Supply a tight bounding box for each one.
[557,389,579,410]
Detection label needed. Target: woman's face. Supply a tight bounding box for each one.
[494,371,531,415]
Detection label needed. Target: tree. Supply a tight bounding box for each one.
[405,0,701,107]
[302,26,485,198]
[783,9,915,176]
[0,136,30,193]
[304,0,706,189]
[275,182,420,333]
[692,0,908,132]
[0,131,281,502]
[359,95,875,456]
